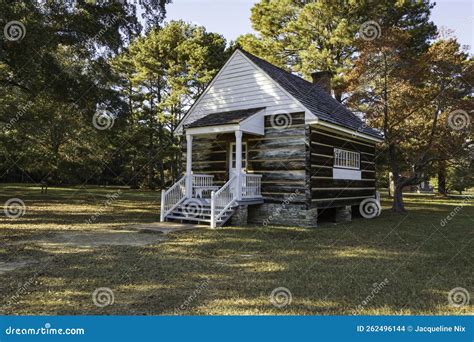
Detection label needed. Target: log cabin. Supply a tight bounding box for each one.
[160,49,383,228]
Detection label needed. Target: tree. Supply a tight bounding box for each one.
[348,31,472,212]
[111,21,228,189]
[0,1,169,184]
[448,159,474,194]
[237,0,437,102]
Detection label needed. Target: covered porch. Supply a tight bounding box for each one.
[160,108,265,228]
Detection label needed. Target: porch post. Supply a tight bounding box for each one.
[235,130,243,200]
[185,134,193,198]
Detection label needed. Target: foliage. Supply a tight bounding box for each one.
[110,21,228,189]
[0,3,229,189]
[447,159,474,194]
[0,1,168,184]
[237,0,437,101]
[347,30,472,211]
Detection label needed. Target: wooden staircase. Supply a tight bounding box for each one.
[165,199,237,227]
[161,174,262,228]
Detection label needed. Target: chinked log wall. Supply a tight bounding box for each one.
[247,112,307,203]
[246,112,317,227]
[185,134,231,185]
[309,125,377,209]
[183,112,308,203]
[182,112,377,227]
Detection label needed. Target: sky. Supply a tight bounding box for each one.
[165,0,473,53]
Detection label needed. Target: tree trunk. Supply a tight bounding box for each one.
[158,122,165,188]
[147,131,156,190]
[437,161,448,196]
[382,53,407,212]
[388,172,395,197]
[388,143,406,212]
[392,184,406,212]
[147,92,156,191]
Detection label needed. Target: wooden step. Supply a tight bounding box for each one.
[168,211,232,220]
[166,202,238,227]
[171,212,213,219]
[171,208,234,216]
[165,215,225,224]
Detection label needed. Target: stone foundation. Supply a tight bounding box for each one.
[247,203,318,228]
[335,205,352,223]
[229,205,248,226]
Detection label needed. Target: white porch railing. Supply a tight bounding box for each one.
[242,174,262,199]
[210,176,237,228]
[161,173,262,225]
[192,174,217,198]
[193,174,214,187]
[160,176,186,222]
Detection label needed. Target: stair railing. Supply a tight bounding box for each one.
[242,174,262,198]
[160,175,187,222]
[210,175,237,228]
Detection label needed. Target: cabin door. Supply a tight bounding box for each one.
[229,142,247,179]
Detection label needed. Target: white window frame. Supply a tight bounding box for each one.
[334,148,360,170]
[229,142,247,171]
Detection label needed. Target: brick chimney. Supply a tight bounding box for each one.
[311,71,332,95]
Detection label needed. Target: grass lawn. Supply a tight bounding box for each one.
[0,184,472,315]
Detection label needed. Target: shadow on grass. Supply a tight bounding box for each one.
[0,185,472,315]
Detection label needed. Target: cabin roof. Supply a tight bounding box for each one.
[185,107,266,128]
[239,50,383,139]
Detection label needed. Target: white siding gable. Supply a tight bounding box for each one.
[177,50,306,132]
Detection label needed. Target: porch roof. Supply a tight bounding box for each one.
[185,107,265,129]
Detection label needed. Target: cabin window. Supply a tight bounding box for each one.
[334,148,360,170]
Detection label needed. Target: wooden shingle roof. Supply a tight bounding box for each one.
[185,107,266,128]
[240,50,383,139]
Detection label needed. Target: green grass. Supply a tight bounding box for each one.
[0,184,472,315]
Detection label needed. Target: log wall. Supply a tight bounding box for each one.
[183,113,378,212]
[309,125,377,209]
[183,134,232,185]
[247,112,307,203]
[182,112,307,203]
